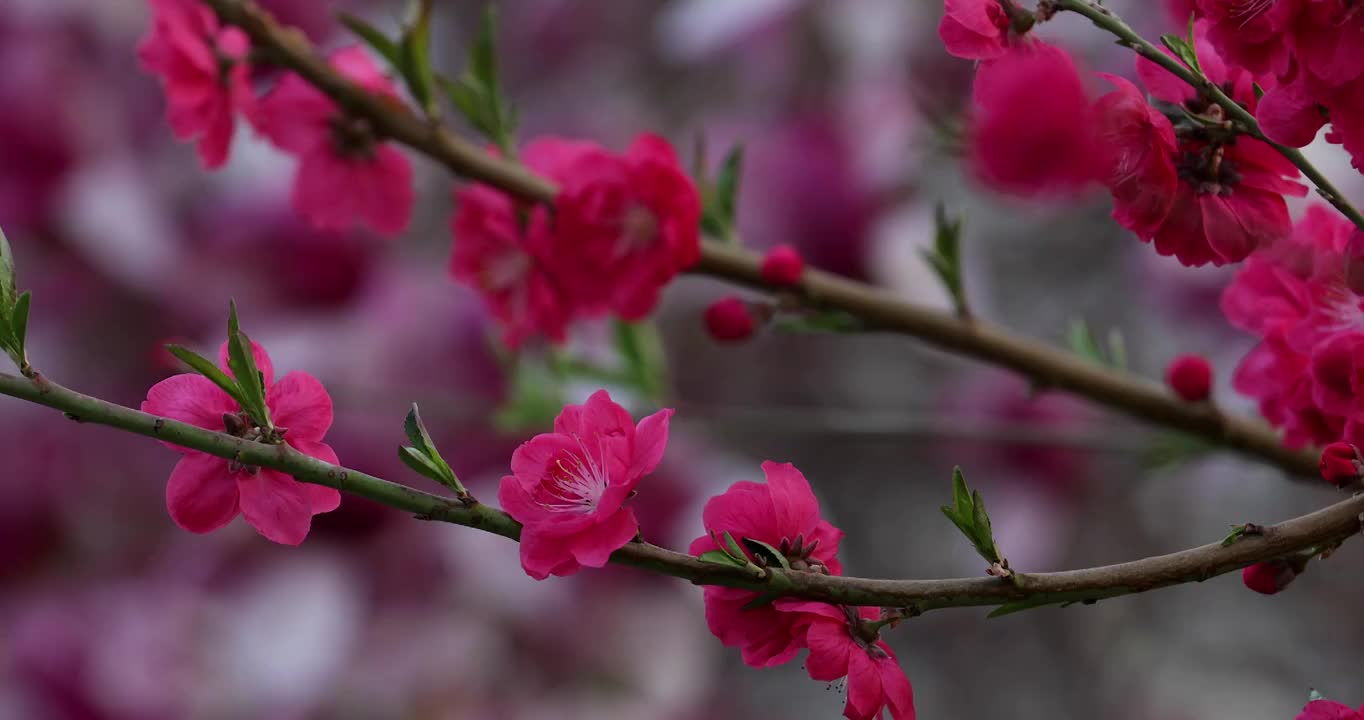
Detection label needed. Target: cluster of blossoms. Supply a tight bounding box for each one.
[1220,205,1364,450]
[941,1,1309,267]
[450,136,701,348]
[1198,0,1364,172]
[140,0,413,237]
[497,391,913,719]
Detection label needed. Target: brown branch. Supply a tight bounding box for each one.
[197,0,1317,479]
[1,370,1360,614]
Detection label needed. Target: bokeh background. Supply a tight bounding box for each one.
[3,1,1364,718]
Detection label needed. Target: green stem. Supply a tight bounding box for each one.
[1053,0,1364,234]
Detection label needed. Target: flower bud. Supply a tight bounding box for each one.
[704,296,756,342]
[1165,354,1213,402]
[760,245,805,287]
[1241,559,1300,595]
[1319,441,1360,486]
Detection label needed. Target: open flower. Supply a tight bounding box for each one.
[254,46,413,237]
[141,341,340,545]
[137,0,254,169]
[688,461,844,667]
[789,603,916,720]
[555,134,701,320]
[498,390,672,579]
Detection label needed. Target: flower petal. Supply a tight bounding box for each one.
[237,469,313,545]
[166,452,239,533]
[845,650,885,720]
[570,507,639,568]
[267,371,333,442]
[803,618,853,682]
[288,439,342,514]
[519,527,581,580]
[142,373,239,452]
[629,407,673,479]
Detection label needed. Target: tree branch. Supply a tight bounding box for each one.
[194,0,1317,479]
[3,370,1360,614]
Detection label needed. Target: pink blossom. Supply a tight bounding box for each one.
[555,134,702,320]
[449,138,601,348]
[967,43,1101,199]
[137,0,254,169]
[1195,0,1299,78]
[1098,22,1306,267]
[938,0,1016,61]
[1297,699,1364,720]
[254,46,413,237]
[141,340,340,545]
[497,390,672,579]
[788,603,915,720]
[688,461,843,667]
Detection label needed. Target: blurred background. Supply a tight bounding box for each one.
[2,1,1364,718]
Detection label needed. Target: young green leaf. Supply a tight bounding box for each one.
[741,537,792,571]
[0,226,14,314]
[338,13,402,66]
[722,531,748,563]
[1159,34,1200,75]
[8,291,31,370]
[165,344,247,408]
[920,203,969,316]
[399,445,449,483]
[225,302,271,428]
[940,467,1006,567]
[774,310,864,334]
[401,403,462,491]
[697,550,748,568]
[399,0,436,114]
[715,145,744,225]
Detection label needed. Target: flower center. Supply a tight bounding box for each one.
[1230,0,1275,25]
[1177,144,1242,196]
[536,435,611,513]
[481,248,532,293]
[329,114,378,160]
[616,205,659,259]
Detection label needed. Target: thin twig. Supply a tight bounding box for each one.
[1,370,1359,613]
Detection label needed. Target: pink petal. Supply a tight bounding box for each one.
[362,145,414,237]
[1136,53,1196,105]
[569,507,639,567]
[1258,83,1327,147]
[878,653,916,720]
[1201,191,1288,264]
[845,651,885,720]
[142,374,238,452]
[216,338,275,388]
[803,619,853,681]
[267,371,333,442]
[518,527,582,580]
[292,149,354,231]
[288,440,342,514]
[762,461,820,538]
[554,389,634,438]
[237,469,313,545]
[252,72,332,153]
[629,407,673,478]
[166,452,240,533]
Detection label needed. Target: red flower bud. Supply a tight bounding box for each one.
[1320,441,1360,486]
[760,245,805,287]
[704,296,755,342]
[1165,354,1213,402]
[1242,559,1299,595]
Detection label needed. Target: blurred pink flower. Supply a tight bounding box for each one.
[938,0,1014,61]
[688,461,843,667]
[1298,699,1364,720]
[141,340,340,544]
[137,0,254,169]
[968,43,1101,199]
[254,46,413,237]
[498,390,672,579]
[556,134,702,320]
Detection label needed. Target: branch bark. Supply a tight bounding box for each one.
[2,370,1358,614]
[196,0,1319,479]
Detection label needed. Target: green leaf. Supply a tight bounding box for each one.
[774,310,864,334]
[442,4,516,155]
[399,0,436,114]
[402,403,460,488]
[165,344,247,408]
[940,467,1006,566]
[338,13,402,66]
[9,291,30,363]
[722,531,748,563]
[1160,33,1200,75]
[697,550,747,568]
[399,445,449,483]
[741,537,791,571]
[470,5,499,90]
[613,320,667,401]
[716,146,744,224]
[225,302,270,428]
[988,597,1065,619]
[0,226,14,315]
[920,203,968,315]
